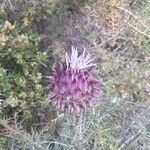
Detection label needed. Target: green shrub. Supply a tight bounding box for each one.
[0,18,47,118]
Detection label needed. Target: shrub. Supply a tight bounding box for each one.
[0,16,47,118]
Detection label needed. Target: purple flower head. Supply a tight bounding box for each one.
[47,46,99,113]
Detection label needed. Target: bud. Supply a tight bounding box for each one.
[47,47,99,113]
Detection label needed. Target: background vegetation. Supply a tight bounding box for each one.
[0,0,149,149]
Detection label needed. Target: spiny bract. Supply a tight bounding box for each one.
[47,47,99,113]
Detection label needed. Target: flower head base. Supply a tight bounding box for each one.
[47,47,99,113]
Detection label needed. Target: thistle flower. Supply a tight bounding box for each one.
[47,47,99,113]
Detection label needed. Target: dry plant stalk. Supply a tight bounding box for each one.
[118,131,143,150]
[117,6,150,38]
[110,0,119,44]
[89,0,120,44]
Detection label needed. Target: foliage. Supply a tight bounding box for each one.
[0,10,47,118]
